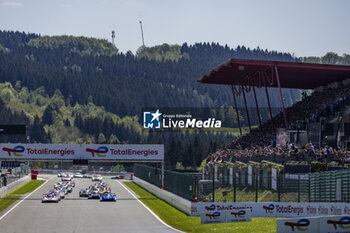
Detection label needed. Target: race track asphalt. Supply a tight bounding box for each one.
[0,177,180,233]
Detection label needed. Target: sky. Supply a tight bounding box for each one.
[0,0,349,57]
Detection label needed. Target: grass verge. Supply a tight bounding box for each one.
[125,181,278,233]
[0,180,45,213]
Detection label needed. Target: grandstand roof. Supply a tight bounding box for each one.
[197,59,350,89]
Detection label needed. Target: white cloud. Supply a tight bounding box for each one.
[2,1,24,7]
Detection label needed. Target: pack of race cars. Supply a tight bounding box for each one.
[42,180,75,203]
[79,182,117,201]
[42,175,117,203]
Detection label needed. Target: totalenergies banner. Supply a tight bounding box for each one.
[0,144,164,160]
[191,202,350,218]
[277,215,350,233]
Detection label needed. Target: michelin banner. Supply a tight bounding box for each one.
[0,143,164,160]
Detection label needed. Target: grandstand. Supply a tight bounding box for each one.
[198,59,350,165]
[194,59,350,203]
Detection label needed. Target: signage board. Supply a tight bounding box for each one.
[200,211,226,224]
[277,217,319,233]
[0,144,164,161]
[226,209,252,223]
[319,215,350,233]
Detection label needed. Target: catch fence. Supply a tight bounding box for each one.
[134,164,195,200]
[134,163,350,203]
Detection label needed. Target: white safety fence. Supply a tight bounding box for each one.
[133,176,192,215]
[0,175,30,198]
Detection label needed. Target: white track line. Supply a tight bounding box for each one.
[117,180,184,233]
[0,177,52,221]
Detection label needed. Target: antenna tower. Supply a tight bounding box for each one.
[111,30,115,45]
[139,21,145,46]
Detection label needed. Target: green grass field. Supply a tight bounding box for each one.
[0,180,45,213]
[125,182,279,233]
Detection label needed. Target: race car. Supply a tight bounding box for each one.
[74,173,83,178]
[42,193,60,203]
[79,188,89,197]
[91,175,103,182]
[67,186,73,193]
[68,181,75,187]
[56,188,65,199]
[61,175,72,181]
[100,192,117,201]
[88,190,100,199]
[48,189,62,201]
[57,172,65,177]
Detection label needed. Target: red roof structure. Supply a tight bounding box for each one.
[197,59,350,89]
[197,59,350,135]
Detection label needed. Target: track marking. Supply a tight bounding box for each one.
[0,177,52,221]
[117,180,184,233]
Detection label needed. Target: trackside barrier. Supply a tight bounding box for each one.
[200,209,252,224]
[0,175,30,198]
[133,176,192,215]
[191,202,350,217]
[277,215,350,233]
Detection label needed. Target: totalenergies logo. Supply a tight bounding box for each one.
[205,204,216,211]
[205,212,220,220]
[284,219,310,231]
[86,146,108,157]
[230,210,246,218]
[327,216,350,230]
[2,145,25,157]
[263,204,275,214]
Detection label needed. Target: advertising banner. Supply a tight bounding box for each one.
[226,209,252,223]
[276,217,319,233]
[191,202,350,217]
[200,211,226,224]
[0,143,164,160]
[319,215,350,233]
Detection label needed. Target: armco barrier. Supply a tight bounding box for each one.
[133,176,192,215]
[277,215,350,233]
[0,175,30,198]
[191,201,350,217]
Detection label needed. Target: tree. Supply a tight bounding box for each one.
[97,133,106,144]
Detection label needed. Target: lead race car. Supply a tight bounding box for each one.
[100,192,117,201]
[42,192,60,203]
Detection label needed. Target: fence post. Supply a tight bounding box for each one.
[212,164,215,202]
[278,173,281,202]
[255,168,258,202]
[233,170,236,202]
[308,175,311,202]
[161,161,164,189]
[298,175,300,203]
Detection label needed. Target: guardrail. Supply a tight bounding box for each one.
[133,176,192,215]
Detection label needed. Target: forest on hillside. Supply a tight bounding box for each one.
[0,30,349,169]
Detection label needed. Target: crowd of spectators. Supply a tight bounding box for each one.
[207,143,350,165]
[207,80,350,165]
